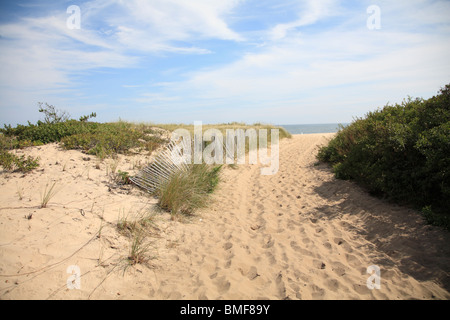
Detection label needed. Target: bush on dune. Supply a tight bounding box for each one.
[0,150,39,173]
[60,121,165,159]
[1,106,168,160]
[317,84,450,229]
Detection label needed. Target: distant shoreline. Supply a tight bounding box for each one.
[291,132,337,136]
[278,123,348,135]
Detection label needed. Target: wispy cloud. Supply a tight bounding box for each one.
[0,0,244,124]
[0,0,449,125]
[269,0,338,40]
[125,0,243,40]
[129,1,450,123]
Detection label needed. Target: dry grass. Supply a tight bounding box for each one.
[40,181,60,208]
[155,164,221,218]
[116,209,159,268]
[127,230,152,266]
[148,122,292,140]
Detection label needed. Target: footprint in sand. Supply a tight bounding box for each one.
[330,261,347,277]
[310,284,326,299]
[313,259,327,270]
[325,279,340,292]
[333,237,353,252]
[265,251,277,265]
[315,227,324,234]
[352,284,372,296]
[247,266,260,280]
[276,272,287,299]
[345,253,362,269]
[290,241,315,258]
[263,234,275,248]
[215,276,231,295]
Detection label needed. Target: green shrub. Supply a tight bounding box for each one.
[317,84,450,226]
[0,150,39,173]
[2,117,168,160]
[60,122,167,158]
[117,170,131,185]
[1,120,99,145]
[421,206,450,231]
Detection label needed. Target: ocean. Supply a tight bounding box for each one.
[278,123,349,135]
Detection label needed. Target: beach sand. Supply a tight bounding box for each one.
[1,133,449,300]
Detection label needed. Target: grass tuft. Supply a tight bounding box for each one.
[116,210,158,269]
[127,230,152,266]
[155,164,222,217]
[40,181,60,208]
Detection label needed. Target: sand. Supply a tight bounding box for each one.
[0,133,449,300]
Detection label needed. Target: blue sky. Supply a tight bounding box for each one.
[0,0,449,126]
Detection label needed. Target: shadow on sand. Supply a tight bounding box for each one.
[311,163,450,293]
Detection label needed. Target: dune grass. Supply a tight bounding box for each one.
[117,210,158,238]
[40,181,60,208]
[154,164,222,218]
[127,230,154,266]
[151,122,292,142]
[116,209,159,268]
[2,105,289,220]
[131,122,290,217]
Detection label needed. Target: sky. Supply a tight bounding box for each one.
[0,0,449,126]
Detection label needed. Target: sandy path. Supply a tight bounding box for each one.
[150,133,450,299]
[1,134,449,300]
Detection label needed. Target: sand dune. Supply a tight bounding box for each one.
[1,134,449,300]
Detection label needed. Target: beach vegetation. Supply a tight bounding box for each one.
[127,230,152,266]
[40,181,60,208]
[116,170,132,185]
[16,183,24,200]
[152,122,292,141]
[60,121,167,159]
[38,102,71,124]
[117,210,158,238]
[317,84,450,229]
[0,149,39,173]
[116,209,158,269]
[155,163,222,218]
[1,105,169,160]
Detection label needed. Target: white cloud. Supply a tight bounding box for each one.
[131,2,450,123]
[99,0,245,54]
[114,26,212,54]
[1,0,449,125]
[269,0,338,40]
[116,0,244,42]
[0,16,136,90]
[0,0,244,92]
[0,0,245,123]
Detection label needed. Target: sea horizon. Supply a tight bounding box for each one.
[278,123,349,135]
